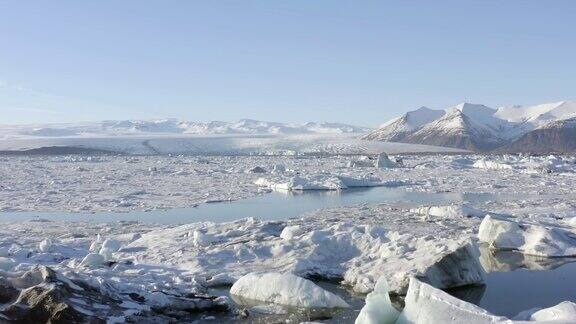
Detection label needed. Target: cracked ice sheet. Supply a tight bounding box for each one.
[0,154,575,213]
[116,204,486,295]
[0,205,483,302]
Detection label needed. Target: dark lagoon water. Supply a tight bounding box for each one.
[479,259,576,317]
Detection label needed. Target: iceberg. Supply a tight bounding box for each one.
[230,272,349,309]
[479,215,576,257]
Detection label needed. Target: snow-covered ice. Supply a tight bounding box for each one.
[479,215,576,257]
[230,272,349,308]
[410,204,486,219]
[0,152,575,322]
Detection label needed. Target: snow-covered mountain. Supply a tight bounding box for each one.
[404,107,508,151]
[497,116,576,153]
[4,119,371,138]
[361,107,445,142]
[363,100,576,152]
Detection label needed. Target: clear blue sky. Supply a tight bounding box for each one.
[1,1,575,126]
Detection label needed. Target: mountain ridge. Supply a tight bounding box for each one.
[362,100,576,152]
[2,119,371,138]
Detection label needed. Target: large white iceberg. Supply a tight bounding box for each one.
[410,204,486,219]
[255,174,383,191]
[230,272,349,309]
[397,277,506,324]
[478,215,576,257]
[473,159,513,170]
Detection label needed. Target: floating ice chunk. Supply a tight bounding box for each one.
[79,253,106,268]
[478,215,525,249]
[514,301,576,322]
[355,276,400,324]
[272,164,286,173]
[230,272,349,309]
[280,225,304,240]
[338,175,383,188]
[376,153,398,169]
[256,174,382,191]
[396,277,507,324]
[479,215,576,257]
[277,175,345,190]
[38,239,54,253]
[344,240,486,295]
[348,156,375,168]
[0,257,16,271]
[192,230,215,247]
[410,204,485,219]
[100,238,122,252]
[0,246,9,257]
[473,159,513,170]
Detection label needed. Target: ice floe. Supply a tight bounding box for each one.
[479,215,576,257]
[230,272,349,309]
[410,204,486,219]
[255,174,384,191]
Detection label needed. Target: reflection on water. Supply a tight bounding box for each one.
[452,246,576,318]
[478,244,576,272]
[0,186,499,224]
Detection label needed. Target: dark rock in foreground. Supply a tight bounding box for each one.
[0,266,229,323]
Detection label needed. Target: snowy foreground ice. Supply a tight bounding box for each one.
[357,276,576,324]
[1,153,576,322]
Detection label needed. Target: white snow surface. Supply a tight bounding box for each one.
[0,152,576,321]
[113,206,487,295]
[230,272,349,308]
